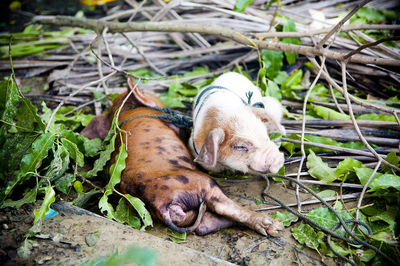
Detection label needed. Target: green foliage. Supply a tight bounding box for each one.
[306,150,337,183]
[292,224,320,251]
[281,19,301,65]
[233,0,253,13]
[0,24,74,58]
[0,74,153,254]
[272,210,298,226]
[311,105,350,120]
[82,244,157,266]
[261,49,284,80]
[159,67,212,107]
[281,134,366,156]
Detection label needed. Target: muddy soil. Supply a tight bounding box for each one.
[0,176,337,265]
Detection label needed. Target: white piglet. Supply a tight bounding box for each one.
[189,72,285,174]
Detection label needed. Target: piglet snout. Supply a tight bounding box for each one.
[250,144,284,173]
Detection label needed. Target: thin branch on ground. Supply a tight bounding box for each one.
[316,0,372,48]
[256,193,360,211]
[295,55,327,212]
[341,61,400,172]
[343,36,400,60]
[308,57,400,114]
[355,159,382,221]
[121,32,166,76]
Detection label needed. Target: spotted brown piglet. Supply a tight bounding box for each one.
[81,78,283,236]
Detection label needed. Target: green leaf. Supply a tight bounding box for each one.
[83,132,116,179]
[382,151,399,173]
[355,167,400,192]
[272,71,288,85]
[262,49,283,79]
[106,138,128,192]
[266,80,282,101]
[73,189,102,208]
[159,90,186,108]
[83,138,102,157]
[54,174,75,194]
[282,69,303,90]
[124,194,153,229]
[15,94,36,132]
[306,207,339,230]
[20,133,55,175]
[315,189,336,200]
[0,132,37,176]
[21,97,46,132]
[306,150,337,183]
[272,210,298,227]
[2,185,37,208]
[329,241,352,256]
[368,206,398,230]
[282,19,301,65]
[17,239,35,259]
[99,193,115,220]
[357,113,396,122]
[32,185,55,234]
[61,138,84,167]
[45,143,70,180]
[73,181,84,193]
[257,65,267,96]
[311,105,350,120]
[291,224,319,250]
[233,0,253,12]
[0,78,19,147]
[83,244,157,266]
[168,228,187,243]
[114,198,141,229]
[360,249,375,262]
[61,130,85,153]
[334,158,363,180]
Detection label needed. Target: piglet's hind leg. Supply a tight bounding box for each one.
[195,212,236,235]
[205,187,283,236]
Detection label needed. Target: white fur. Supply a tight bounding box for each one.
[190,72,285,174]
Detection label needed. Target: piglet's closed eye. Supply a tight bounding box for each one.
[194,128,225,167]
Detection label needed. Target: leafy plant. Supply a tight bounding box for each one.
[0,74,152,256]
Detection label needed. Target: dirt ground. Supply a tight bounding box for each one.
[0,176,337,265]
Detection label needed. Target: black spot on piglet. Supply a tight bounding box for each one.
[135,184,146,196]
[176,175,189,184]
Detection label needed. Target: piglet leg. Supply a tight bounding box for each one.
[195,212,236,235]
[205,186,283,237]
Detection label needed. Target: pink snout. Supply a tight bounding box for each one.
[250,144,284,173]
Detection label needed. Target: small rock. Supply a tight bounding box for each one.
[0,215,8,223]
[36,255,52,264]
[9,216,22,222]
[2,224,8,230]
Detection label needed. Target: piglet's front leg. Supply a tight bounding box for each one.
[205,185,283,236]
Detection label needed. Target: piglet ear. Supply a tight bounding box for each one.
[194,128,225,167]
[251,96,286,135]
[128,77,164,108]
[81,113,111,140]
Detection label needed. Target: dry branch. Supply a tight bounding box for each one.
[32,15,400,66]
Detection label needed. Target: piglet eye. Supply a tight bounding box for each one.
[233,144,248,152]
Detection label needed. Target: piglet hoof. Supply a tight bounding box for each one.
[267,219,284,237]
[249,214,283,237]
